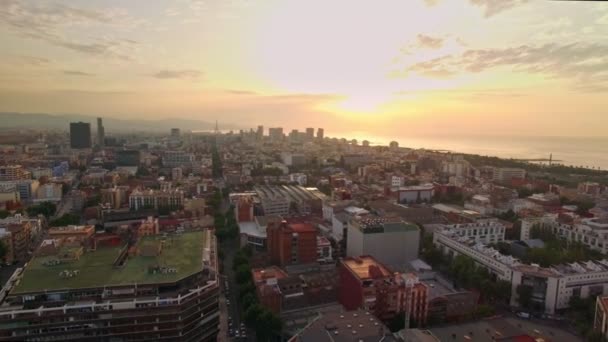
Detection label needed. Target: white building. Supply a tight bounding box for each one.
[129,187,184,210]
[493,167,526,183]
[530,215,608,254]
[34,183,63,203]
[434,223,608,314]
[0,180,39,203]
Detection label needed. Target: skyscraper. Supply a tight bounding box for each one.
[96,117,105,147]
[69,122,91,149]
[317,128,324,141]
[305,127,315,141]
[171,128,180,137]
[256,125,264,140]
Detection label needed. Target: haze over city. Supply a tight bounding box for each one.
[1,0,608,137]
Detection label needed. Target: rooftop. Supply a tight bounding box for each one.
[12,230,208,294]
[295,308,396,342]
[342,256,393,281]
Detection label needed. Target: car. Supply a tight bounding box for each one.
[240,323,245,328]
[228,329,234,337]
[229,321,233,327]
[226,299,231,305]
[235,331,240,338]
[517,312,531,319]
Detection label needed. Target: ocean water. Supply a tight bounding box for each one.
[341,133,608,170]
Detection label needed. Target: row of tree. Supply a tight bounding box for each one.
[526,225,603,267]
[232,247,283,341]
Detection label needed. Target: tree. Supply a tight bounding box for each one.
[235,264,252,284]
[26,201,57,218]
[576,201,595,216]
[0,210,9,219]
[516,285,533,309]
[0,240,7,262]
[241,292,258,312]
[50,213,81,227]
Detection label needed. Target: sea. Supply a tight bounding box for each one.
[339,133,608,170]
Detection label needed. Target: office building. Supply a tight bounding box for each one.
[0,229,219,341]
[170,128,180,137]
[70,122,92,149]
[0,165,29,182]
[256,125,264,140]
[493,167,526,183]
[347,217,420,269]
[316,128,324,141]
[97,117,105,147]
[267,221,318,266]
[281,152,306,167]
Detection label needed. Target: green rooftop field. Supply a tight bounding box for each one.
[12,231,207,294]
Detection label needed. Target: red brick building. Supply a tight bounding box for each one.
[267,221,317,266]
[339,255,429,324]
[235,196,254,222]
[252,266,288,314]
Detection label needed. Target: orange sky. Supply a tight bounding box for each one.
[1,0,607,136]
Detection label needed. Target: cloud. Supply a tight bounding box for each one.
[152,70,203,79]
[394,42,608,92]
[469,0,529,18]
[0,1,138,60]
[63,70,95,76]
[416,34,444,49]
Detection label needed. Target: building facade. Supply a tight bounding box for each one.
[70,122,92,149]
[347,217,420,269]
[0,229,219,341]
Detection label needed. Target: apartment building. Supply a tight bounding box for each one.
[267,221,318,267]
[162,151,195,168]
[338,256,429,324]
[0,229,219,341]
[129,187,184,211]
[433,223,608,314]
[0,165,29,181]
[522,215,608,254]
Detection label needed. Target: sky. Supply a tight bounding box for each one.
[1,0,608,138]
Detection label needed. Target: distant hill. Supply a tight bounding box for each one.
[0,112,240,132]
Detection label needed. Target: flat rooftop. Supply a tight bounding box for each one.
[428,317,581,342]
[12,230,208,294]
[343,256,392,280]
[296,308,396,342]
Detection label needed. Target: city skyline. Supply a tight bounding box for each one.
[1,0,608,137]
